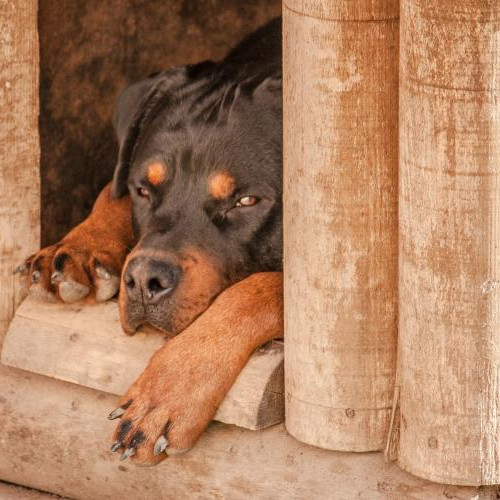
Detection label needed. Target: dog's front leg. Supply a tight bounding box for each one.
[109,272,283,465]
[18,183,135,303]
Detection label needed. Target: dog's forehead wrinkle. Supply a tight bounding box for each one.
[134,109,280,184]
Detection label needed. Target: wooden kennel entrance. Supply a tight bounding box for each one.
[1,1,499,498]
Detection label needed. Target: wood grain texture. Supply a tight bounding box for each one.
[284,0,398,21]
[0,482,67,500]
[398,0,500,486]
[0,0,39,348]
[1,296,284,430]
[283,2,399,451]
[0,365,480,499]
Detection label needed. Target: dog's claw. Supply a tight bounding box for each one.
[153,435,168,456]
[108,400,132,421]
[51,271,62,284]
[95,265,111,280]
[14,263,29,275]
[108,407,125,420]
[110,441,122,452]
[120,447,135,461]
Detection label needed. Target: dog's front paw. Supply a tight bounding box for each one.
[16,241,122,303]
[15,184,133,304]
[107,273,283,465]
[108,336,223,465]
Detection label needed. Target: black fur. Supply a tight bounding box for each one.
[114,17,282,296]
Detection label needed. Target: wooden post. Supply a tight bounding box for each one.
[0,1,40,347]
[399,0,500,485]
[283,1,399,451]
[0,366,481,499]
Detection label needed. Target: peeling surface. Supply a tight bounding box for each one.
[0,0,40,348]
[398,0,500,486]
[283,4,399,451]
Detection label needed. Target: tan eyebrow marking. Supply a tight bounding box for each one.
[209,171,236,200]
[146,162,168,186]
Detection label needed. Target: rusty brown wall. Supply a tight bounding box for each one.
[39,0,281,245]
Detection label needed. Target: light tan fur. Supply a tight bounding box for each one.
[146,162,168,186]
[208,171,236,200]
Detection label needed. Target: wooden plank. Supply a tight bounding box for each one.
[0,481,67,500]
[283,2,399,451]
[398,0,500,486]
[0,0,39,348]
[1,296,284,430]
[0,365,480,500]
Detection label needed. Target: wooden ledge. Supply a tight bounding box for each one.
[0,365,479,499]
[1,296,284,430]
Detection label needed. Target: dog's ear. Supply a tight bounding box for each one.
[250,75,282,110]
[111,61,217,198]
[223,74,282,128]
[110,70,182,198]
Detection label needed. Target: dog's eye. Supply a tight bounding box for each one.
[235,196,259,208]
[137,187,150,199]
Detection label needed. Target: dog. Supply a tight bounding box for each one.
[19,16,283,465]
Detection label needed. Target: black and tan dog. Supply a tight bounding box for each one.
[19,17,283,465]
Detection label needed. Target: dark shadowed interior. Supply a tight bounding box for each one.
[39,0,281,246]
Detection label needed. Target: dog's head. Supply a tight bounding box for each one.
[111,49,282,335]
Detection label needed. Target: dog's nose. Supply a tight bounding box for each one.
[123,257,180,303]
